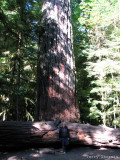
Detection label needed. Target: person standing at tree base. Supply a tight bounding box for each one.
[59,122,70,154]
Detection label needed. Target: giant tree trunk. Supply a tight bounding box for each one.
[1,121,120,148]
[36,0,80,122]
[16,32,21,121]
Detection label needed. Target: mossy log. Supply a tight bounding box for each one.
[0,120,120,148]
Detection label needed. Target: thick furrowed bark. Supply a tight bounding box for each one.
[0,121,120,148]
[36,0,80,122]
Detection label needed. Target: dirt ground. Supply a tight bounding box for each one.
[0,146,120,160]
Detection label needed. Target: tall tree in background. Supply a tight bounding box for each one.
[0,0,37,121]
[36,0,80,122]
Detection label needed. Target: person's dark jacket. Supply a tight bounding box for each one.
[59,126,70,138]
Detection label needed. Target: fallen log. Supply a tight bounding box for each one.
[0,120,120,148]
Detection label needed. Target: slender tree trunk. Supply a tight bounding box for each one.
[118,0,120,20]
[37,0,80,122]
[2,110,6,121]
[116,92,120,125]
[10,59,16,84]
[101,92,106,126]
[113,105,116,128]
[36,33,42,121]
[16,32,21,121]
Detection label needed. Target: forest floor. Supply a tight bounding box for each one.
[0,146,120,160]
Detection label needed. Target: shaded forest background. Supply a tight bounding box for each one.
[0,0,120,128]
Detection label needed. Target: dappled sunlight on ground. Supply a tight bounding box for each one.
[1,147,120,160]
